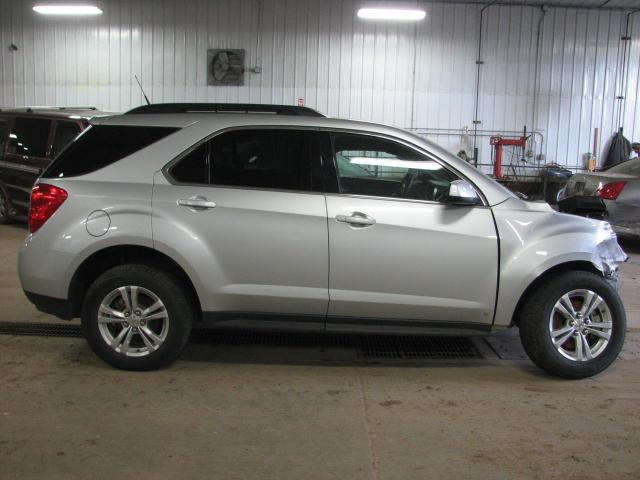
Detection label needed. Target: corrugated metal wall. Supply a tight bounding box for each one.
[1,0,639,171]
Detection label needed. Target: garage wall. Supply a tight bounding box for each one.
[1,0,639,171]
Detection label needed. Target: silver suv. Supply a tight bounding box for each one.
[18,103,628,378]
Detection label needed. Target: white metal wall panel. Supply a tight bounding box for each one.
[1,0,639,171]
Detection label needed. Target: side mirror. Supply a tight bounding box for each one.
[447,180,481,206]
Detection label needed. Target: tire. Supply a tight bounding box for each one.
[0,188,10,225]
[518,271,626,379]
[82,264,194,371]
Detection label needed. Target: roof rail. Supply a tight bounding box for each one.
[125,103,325,117]
[0,106,98,112]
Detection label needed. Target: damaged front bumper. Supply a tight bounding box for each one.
[593,222,628,289]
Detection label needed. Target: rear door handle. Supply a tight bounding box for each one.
[177,197,217,210]
[335,211,376,227]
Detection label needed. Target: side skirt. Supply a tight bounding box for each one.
[202,312,493,336]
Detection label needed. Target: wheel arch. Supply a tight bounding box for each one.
[509,260,603,327]
[69,244,202,320]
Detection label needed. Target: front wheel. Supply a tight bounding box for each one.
[82,264,194,370]
[518,271,626,379]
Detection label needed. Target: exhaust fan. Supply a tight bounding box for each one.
[207,49,245,86]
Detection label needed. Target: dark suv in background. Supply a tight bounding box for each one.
[0,107,108,222]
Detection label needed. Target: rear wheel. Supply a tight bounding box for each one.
[0,188,10,224]
[82,264,194,370]
[518,271,626,379]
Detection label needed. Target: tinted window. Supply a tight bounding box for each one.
[333,134,459,202]
[170,143,209,184]
[9,117,52,157]
[52,121,81,157]
[210,129,313,191]
[44,125,179,178]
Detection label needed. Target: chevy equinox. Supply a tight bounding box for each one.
[18,103,628,378]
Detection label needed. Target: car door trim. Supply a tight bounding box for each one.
[201,311,493,335]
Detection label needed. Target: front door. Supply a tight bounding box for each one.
[152,128,329,330]
[324,132,499,333]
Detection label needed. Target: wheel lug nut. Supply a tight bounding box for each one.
[125,312,130,317]
[140,320,146,326]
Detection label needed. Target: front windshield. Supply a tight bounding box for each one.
[604,158,640,176]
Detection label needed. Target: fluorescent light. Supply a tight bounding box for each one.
[33,5,103,15]
[357,8,426,21]
[350,157,440,170]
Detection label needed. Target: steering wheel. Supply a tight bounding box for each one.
[400,170,419,197]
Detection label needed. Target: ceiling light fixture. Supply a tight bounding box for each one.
[33,4,103,15]
[357,8,426,21]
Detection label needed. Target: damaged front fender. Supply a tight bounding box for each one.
[592,222,628,279]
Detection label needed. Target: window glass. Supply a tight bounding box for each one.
[170,143,209,184]
[333,134,459,202]
[210,129,312,191]
[44,125,179,178]
[8,117,52,157]
[52,121,81,157]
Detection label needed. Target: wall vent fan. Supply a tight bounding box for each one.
[207,49,245,86]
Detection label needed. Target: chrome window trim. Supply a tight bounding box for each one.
[323,191,490,208]
[161,125,488,206]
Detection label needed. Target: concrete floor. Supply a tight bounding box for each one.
[1,223,640,480]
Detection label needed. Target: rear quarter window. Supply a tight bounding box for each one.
[43,125,179,178]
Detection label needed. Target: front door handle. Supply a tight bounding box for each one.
[177,197,217,211]
[336,211,376,227]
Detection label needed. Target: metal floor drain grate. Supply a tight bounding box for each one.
[0,322,83,337]
[0,322,482,360]
[189,330,481,359]
[356,335,480,359]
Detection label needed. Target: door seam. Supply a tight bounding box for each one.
[324,194,331,330]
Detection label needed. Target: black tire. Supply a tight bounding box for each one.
[518,271,626,379]
[82,264,194,371]
[0,188,11,225]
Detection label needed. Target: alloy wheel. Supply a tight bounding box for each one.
[548,289,612,362]
[97,286,169,357]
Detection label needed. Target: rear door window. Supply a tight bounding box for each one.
[209,129,315,191]
[8,117,52,158]
[44,125,179,178]
[170,143,209,184]
[52,121,81,157]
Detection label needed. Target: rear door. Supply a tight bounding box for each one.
[323,132,499,333]
[2,117,53,217]
[152,128,329,330]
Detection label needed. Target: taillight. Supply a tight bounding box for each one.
[598,181,626,201]
[29,184,68,233]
